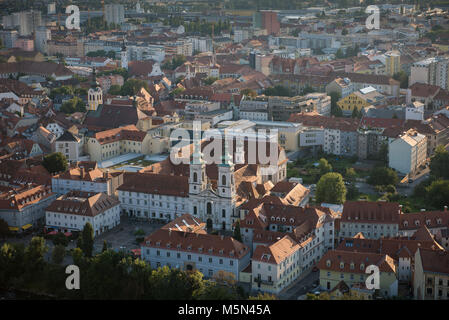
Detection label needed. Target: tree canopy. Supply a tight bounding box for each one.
[42,152,68,174]
[316,172,347,204]
[430,145,449,180]
[367,167,399,186]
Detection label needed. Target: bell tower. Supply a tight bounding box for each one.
[218,136,235,198]
[87,68,103,111]
[189,123,206,195]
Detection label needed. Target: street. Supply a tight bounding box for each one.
[278,269,320,300]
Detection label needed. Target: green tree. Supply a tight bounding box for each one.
[426,180,449,209]
[248,292,277,300]
[60,96,86,114]
[51,232,69,247]
[102,240,108,252]
[203,77,218,85]
[335,48,345,59]
[263,85,292,97]
[42,152,68,174]
[0,218,9,239]
[108,84,122,95]
[430,145,449,180]
[24,237,48,276]
[378,143,389,165]
[329,91,343,117]
[120,79,149,96]
[367,167,399,186]
[393,71,409,89]
[233,220,242,242]
[52,245,66,264]
[345,167,357,182]
[81,222,94,258]
[318,158,332,175]
[316,172,347,204]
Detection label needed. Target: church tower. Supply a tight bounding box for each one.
[217,137,235,198]
[235,137,245,164]
[87,67,102,111]
[189,125,206,195]
[121,40,128,70]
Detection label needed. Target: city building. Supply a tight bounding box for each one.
[251,235,301,294]
[52,161,124,196]
[339,201,402,240]
[414,248,449,300]
[45,191,121,237]
[141,218,251,280]
[55,131,84,163]
[384,50,400,76]
[0,184,56,232]
[105,4,125,25]
[317,250,398,298]
[388,129,427,175]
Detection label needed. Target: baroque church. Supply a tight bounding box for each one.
[118,133,309,231]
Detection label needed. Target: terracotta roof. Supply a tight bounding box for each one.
[117,172,189,197]
[341,201,401,224]
[317,250,396,274]
[288,113,360,132]
[410,82,441,98]
[46,191,119,217]
[0,184,53,211]
[161,213,206,234]
[399,210,449,230]
[252,235,300,265]
[93,124,146,145]
[0,61,72,77]
[142,228,250,259]
[418,248,449,275]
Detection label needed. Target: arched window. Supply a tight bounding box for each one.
[207,202,212,215]
[222,174,226,186]
[193,172,198,183]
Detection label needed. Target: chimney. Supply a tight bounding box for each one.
[168,228,172,236]
[444,206,448,212]
[221,235,224,240]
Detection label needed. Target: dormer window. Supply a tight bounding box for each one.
[340,262,344,269]
[290,218,294,223]
[326,260,331,267]
[271,216,275,221]
[350,262,355,270]
[276,217,280,221]
[437,218,442,225]
[403,221,408,227]
[426,219,431,226]
[282,217,286,222]
[415,220,420,226]
[360,263,365,271]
